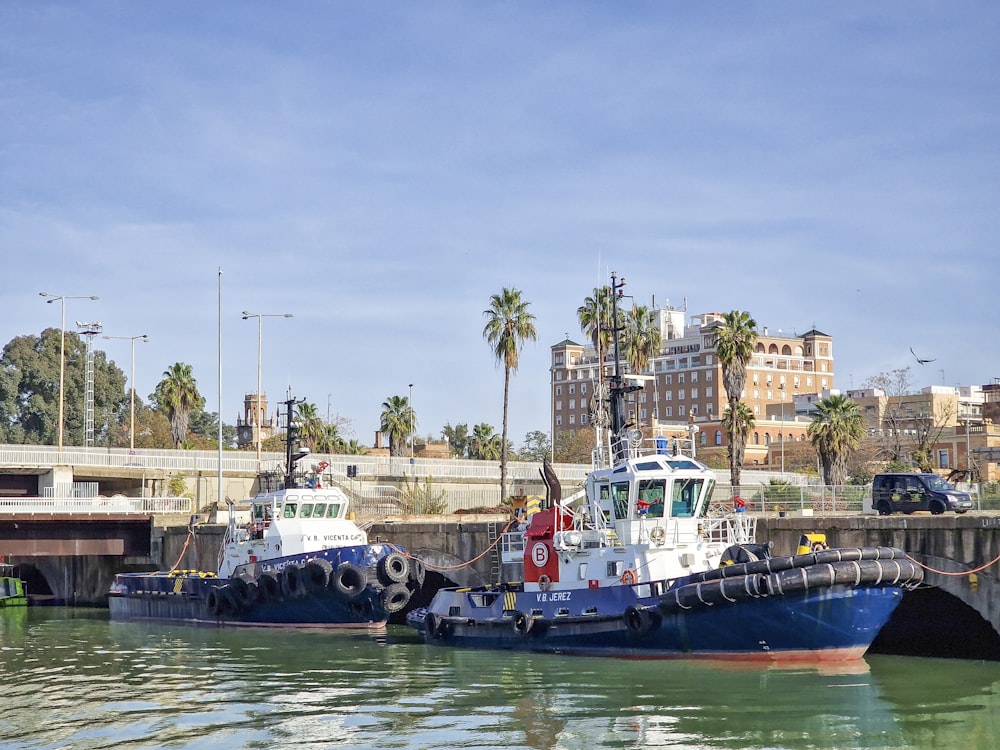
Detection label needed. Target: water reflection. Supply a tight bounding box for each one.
[0,610,998,749]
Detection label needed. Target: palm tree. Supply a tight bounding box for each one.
[380,394,414,457]
[808,394,867,486]
[469,422,502,460]
[721,402,755,490]
[341,439,367,456]
[577,285,616,369]
[483,287,537,503]
[296,402,325,450]
[714,310,758,488]
[622,304,663,383]
[316,424,346,454]
[152,362,205,448]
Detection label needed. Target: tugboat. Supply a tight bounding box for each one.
[409,274,923,660]
[108,398,424,628]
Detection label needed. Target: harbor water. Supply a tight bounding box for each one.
[2,608,999,750]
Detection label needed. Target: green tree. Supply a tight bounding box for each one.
[0,329,127,445]
[151,362,205,449]
[554,427,597,464]
[187,408,237,449]
[469,422,502,460]
[518,430,551,462]
[714,310,758,488]
[441,422,470,458]
[341,439,368,456]
[577,286,617,368]
[622,304,662,375]
[380,394,415,457]
[296,402,325,451]
[808,393,867,486]
[721,402,755,489]
[483,287,537,503]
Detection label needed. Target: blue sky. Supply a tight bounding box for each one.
[3,2,998,446]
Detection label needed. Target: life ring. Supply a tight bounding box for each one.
[621,569,638,586]
[537,574,552,592]
[330,562,367,600]
[380,582,411,614]
[650,526,666,543]
[377,553,409,585]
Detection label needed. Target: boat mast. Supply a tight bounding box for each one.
[283,396,308,489]
[608,272,642,462]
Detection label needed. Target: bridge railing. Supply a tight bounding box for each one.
[0,496,193,515]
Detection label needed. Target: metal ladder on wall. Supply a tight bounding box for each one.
[487,519,502,584]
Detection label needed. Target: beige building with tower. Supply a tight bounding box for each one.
[550,305,834,468]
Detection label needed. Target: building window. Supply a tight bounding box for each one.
[665,375,672,385]
[938,449,950,468]
[691,405,699,415]
[556,401,563,411]
[678,373,686,384]
[581,398,588,410]
[678,389,686,401]
[569,399,576,409]
[691,388,698,399]
[569,384,576,394]
[569,415,576,425]
[665,407,673,417]
[691,372,698,383]
[706,386,713,398]
[556,416,562,426]
[555,386,562,396]
[753,432,760,445]
[581,383,587,395]
[715,430,722,445]
[581,414,588,425]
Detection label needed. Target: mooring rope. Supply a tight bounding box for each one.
[907,550,1000,577]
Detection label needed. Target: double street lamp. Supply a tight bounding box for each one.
[103,334,149,451]
[242,311,293,465]
[39,292,99,452]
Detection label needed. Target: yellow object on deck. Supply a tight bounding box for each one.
[796,533,828,555]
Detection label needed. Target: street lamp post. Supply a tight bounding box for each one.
[408,383,414,464]
[39,292,99,452]
[103,334,149,451]
[242,311,293,465]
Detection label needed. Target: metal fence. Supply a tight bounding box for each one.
[0,495,194,515]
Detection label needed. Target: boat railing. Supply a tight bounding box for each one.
[701,513,757,546]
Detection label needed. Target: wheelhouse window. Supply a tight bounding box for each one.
[670,478,705,517]
[283,503,298,519]
[637,478,666,519]
[612,482,630,520]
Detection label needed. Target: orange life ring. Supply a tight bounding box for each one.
[620,569,638,586]
[538,574,552,591]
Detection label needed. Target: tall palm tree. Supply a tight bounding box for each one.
[295,402,325,451]
[808,394,867,486]
[380,394,414,457]
[721,402,755,490]
[577,285,616,369]
[341,439,367,456]
[483,287,537,503]
[622,304,662,375]
[315,424,346,454]
[152,362,204,449]
[714,310,758,488]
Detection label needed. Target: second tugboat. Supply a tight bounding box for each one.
[109,397,425,628]
[409,273,923,660]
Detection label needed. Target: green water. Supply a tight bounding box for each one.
[1,608,998,749]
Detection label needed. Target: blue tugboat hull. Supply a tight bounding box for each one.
[109,545,420,629]
[410,550,922,661]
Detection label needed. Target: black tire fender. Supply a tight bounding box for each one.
[331,562,367,600]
